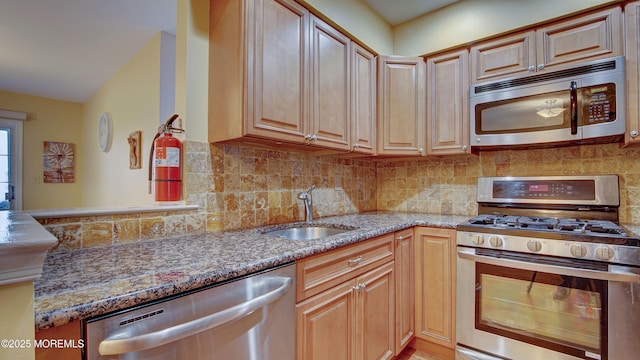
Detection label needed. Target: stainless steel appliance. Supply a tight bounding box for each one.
[456,175,640,360]
[470,56,625,151]
[85,263,295,359]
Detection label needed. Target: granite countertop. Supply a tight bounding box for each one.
[34,212,469,330]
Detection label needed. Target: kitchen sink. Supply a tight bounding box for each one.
[263,224,358,240]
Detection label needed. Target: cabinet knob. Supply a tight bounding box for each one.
[311,134,318,142]
[353,143,360,149]
[631,130,639,138]
[528,65,535,71]
[418,148,424,154]
[538,64,545,70]
[462,145,468,151]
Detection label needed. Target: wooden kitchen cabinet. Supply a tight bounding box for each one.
[624,1,640,147]
[377,56,426,156]
[296,234,395,360]
[350,42,377,155]
[470,6,622,83]
[413,227,456,357]
[210,0,309,144]
[426,49,470,155]
[210,0,375,152]
[296,233,394,301]
[35,320,82,360]
[297,261,395,360]
[394,228,414,354]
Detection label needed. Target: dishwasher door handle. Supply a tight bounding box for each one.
[98,276,293,356]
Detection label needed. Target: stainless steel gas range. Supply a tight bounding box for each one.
[456,175,640,360]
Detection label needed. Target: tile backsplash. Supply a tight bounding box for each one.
[184,142,378,231]
[376,142,640,225]
[40,140,640,251]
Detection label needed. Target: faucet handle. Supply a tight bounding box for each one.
[307,184,316,193]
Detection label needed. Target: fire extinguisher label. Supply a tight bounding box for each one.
[155,147,180,167]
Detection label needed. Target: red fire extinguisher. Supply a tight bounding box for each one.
[149,114,184,202]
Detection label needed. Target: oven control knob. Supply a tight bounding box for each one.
[596,246,615,260]
[489,236,503,248]
[570,244,587,258]
[471,234,484,245]
[527,239,542,252]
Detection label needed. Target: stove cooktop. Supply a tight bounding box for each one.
[466,214,628,236]
[457,214,640,246]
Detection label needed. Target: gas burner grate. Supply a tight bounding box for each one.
[464,215,630,238]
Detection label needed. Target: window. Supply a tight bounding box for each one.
[0,110,25,210]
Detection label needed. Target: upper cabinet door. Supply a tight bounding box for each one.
[536,6,622,71]
[209,0,310,144]
[350,43,377,155]
[426,49,470,155]
[470,31,536,84]
[249,0,310,141]
[470,6,622,84]
[624,1,640,147]
[309,15,351,150]
[377,56,426,156]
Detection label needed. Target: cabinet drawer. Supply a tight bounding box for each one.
[296,233,394,301]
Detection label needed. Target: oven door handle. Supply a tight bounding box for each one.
[458,248,640,283]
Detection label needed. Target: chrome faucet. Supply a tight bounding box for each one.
[298,185,315,223]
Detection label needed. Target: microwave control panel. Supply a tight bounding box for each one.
[583,83,616,124]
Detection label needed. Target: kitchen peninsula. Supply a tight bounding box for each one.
[34,212,467,330]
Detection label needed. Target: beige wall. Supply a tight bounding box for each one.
[303,0,393,54]
[0,91,83,209]
[0,282,35,360]
[81,33,165,207]
[393,0,618,56]
[176,0,209,143]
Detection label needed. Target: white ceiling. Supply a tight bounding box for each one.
[0,0,176,103]
[364,0,460,26]
[0,0,453,104]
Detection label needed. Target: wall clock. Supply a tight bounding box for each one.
[97,112,113,152]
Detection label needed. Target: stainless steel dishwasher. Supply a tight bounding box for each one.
[85,263,295,359]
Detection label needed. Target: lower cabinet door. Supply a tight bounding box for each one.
[414,227,456,348]
[358,262,395,360]
[297,280,356,360]
[296,262,395,360]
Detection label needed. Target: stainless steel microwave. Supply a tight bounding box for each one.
[470,56,625,151]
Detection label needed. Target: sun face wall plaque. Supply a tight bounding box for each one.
[43,141,75,183]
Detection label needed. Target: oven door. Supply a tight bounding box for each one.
[456,246,640,360]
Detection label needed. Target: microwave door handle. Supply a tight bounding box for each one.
[570,81,578,135]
